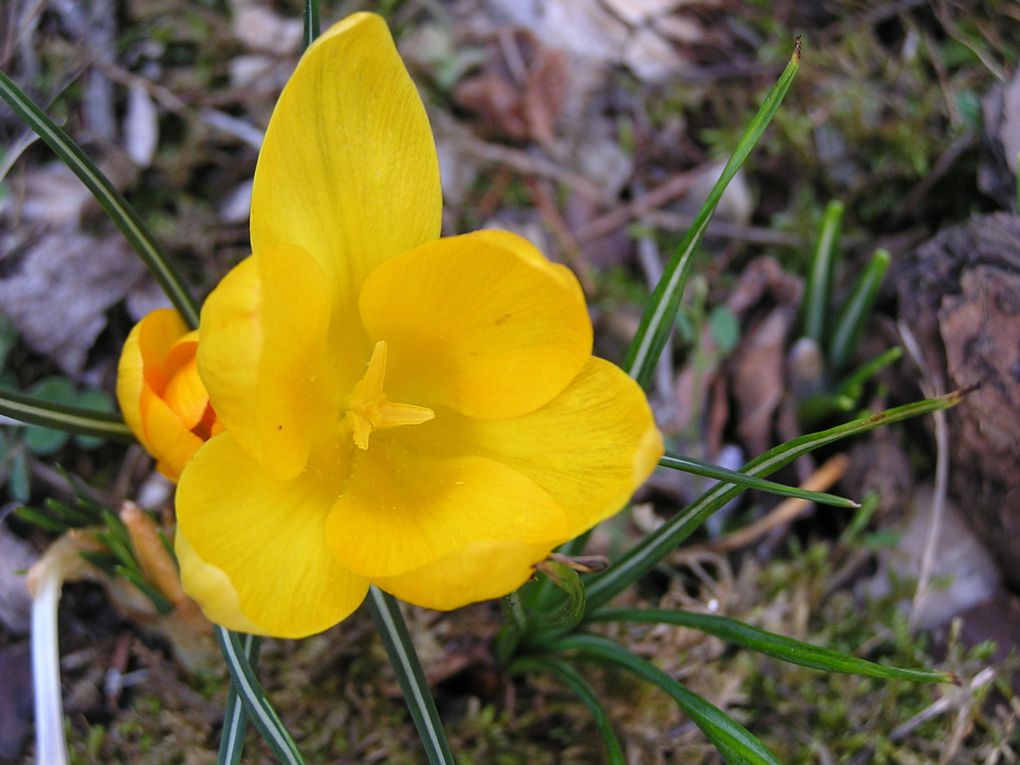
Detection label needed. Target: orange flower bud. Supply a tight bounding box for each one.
[117,309,221,481]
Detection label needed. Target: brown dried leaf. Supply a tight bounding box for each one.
[0,230,145,374]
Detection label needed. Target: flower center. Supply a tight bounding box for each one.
[345,340,434,450]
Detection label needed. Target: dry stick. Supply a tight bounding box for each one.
[691,454,851,554]
[575,170,702,244]
[451,130,604,201]
[523,176,598,295]
[898,322,950,633]
[99,62,266,149]
[643,209,807,249]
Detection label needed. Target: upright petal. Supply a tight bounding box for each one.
[359,230,592,419]
[251,12,441,313]
[197,244,333,480]
[176,433,368,638]
[323,446,569,579]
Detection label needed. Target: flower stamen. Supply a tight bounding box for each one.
[346,340,434,449]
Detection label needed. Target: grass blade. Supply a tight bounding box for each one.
[660,453,858,508]
[585,390,966,612]
[0,388,133,441]
[303,0,320,51]
[218,634,262,765]
[624,40,801,387]
[510,656,625,765]
[590,609,955,683]
[215,627,306,765]
[828,248,891,371]
[367,587,456,765]
[557,635,781,765]
[801,200,844,343]
[0,72,199,328]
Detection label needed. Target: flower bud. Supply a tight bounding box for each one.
[117,309,220,481]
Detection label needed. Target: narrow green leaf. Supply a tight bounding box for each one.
[584,391,966,612]
[13,506,67,534]
[367,587,456,765]
[590,609,954,683]
[557,634,781,765]
[0,388,133,441]
[828,248,891,371]
[509,656,625,765]
[218,634,262,765]
[801,200,844,343]
[0,72,199,328]
[114,565,175,614]
[839,491,879,544]
[43,498,95,528]
[660,454,859,508]
[215,627,306,765]
[624,40,801,387]
[835,346,903,400]
[303,0,321,51]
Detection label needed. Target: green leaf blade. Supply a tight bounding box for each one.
[624,41,801,388]
[584,391,966,612]
[0,71,199,328]
[801,199,844,343]
[558,635,781,765]
[0,388,134,442]
[659,454,859,508]
[366,587,456,765]
[590,609,953,683]
[828,248,891,371]
[215,627,306,765]
[510,656,625,765]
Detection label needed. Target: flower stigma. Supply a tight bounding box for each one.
[345,340,435,450]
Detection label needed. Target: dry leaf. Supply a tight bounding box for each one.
[0,230,145,374]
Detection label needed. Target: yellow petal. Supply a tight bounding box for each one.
[396,357,663,537]
[176,432,368,638]
[163,354,208,430]
[116,308,189,452]
[175,529,260,634]
[140,386,204,481]
[324,447,569,579]
[251,12,441,327]
[197,245,333,481]
[465,357,663,535]
[374,540,553,610]
[359,230,592,419]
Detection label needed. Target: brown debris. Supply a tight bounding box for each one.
[893,213,1020,589]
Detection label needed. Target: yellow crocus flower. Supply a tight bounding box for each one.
[117,308,221,482]
[158,12,660,638]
